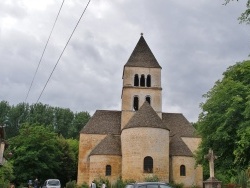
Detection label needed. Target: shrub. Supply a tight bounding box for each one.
[144,175,159,182]
[66,180,77,188]
[79,182,89,188]
[111,177,135,188]
[169,182,184,188]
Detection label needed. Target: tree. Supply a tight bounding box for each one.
[0,161,14,187]
[0,101,11,125]
[224,0,250,24]
[7,124,63,185]
[196,60,250,182]
[5,102,29,138]
[69,111,91,139]
[0,102,90,139]
[56,137,79,186]
[29,103,55,127]
[53,107,74,138]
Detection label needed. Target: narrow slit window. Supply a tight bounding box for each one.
[106,165,111,176]
[144,156,153,173]
[146,96,151,104]
[180,165,186,176]
[133,96,139,111]
[140,74,145,87]
[134,74,139,86]
[146,75,151,87]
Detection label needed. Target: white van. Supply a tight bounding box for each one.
[42,179,61,188]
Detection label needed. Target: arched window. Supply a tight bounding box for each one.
[140,74,145,87]
[144,156,153,173]
[146,75,151,87]
[133,96,139,111]
[146,96,151,105]
[106,165,111,176]
[134,74,139,86]
[180,165,186,176]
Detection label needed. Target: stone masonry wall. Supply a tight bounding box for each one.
[121,127,169,181]
[89,155,122,185]
[77,134,106,185]
[171,156,203,188]
[121,66,162,129]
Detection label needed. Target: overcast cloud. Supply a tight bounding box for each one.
[0,0,249,122]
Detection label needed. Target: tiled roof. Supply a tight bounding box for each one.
[90,135,121,156]
[162,113,199,156]
[169,135,193,157]
[81,109,199,157]
[80,110,121,134]
[122,102,169,130]
[162,113,199,137]
[124,36,161,68]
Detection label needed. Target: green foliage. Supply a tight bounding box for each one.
[234,126,250,167]
[196,61,250,182]
[192,185,201,188]
[69,111,91,139]
[169,182,184,188]
[0,161,14,187]
[111,177,135,188]
[92,176,111,188]
[7,124,62,183]
[78,182,90,188]
[92,176,136,188]
[0,101,11,125]
[0,101,88,186]
[224,0,250,24]
[237,170,248,188]
[66,180,77,188]
[144,175,159,182]
[57,137,78,186]
[0,101,90,139]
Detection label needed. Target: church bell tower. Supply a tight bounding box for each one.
[121,34,162,129]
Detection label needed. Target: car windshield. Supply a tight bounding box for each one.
[48,180,60,186]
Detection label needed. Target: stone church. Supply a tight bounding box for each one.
[77,35,203,187]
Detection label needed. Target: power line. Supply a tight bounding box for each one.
[24,0,65,103]
[36,0,92,103]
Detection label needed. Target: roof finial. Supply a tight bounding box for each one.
[141,33,143,36]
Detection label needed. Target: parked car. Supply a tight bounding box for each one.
[125,182,172,188]
[42,179,61,188]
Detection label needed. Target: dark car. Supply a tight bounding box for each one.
[125,182,172,188]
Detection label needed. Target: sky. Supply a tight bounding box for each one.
[0,0,249,123]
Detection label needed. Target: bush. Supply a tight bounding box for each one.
[169,182,184,188]
[0,161,14,187]
[237,170,248,188]
[66,180,77,188]
[111,177,135,188]
[79,182,89,188]
[144,175,159,182]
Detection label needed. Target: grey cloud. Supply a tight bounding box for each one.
[0,0,249,122]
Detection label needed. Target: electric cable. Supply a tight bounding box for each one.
[24,0,65,103]
[36,0,92,103]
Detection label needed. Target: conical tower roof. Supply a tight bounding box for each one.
[122,101,168,130]
[125,34,161,68]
